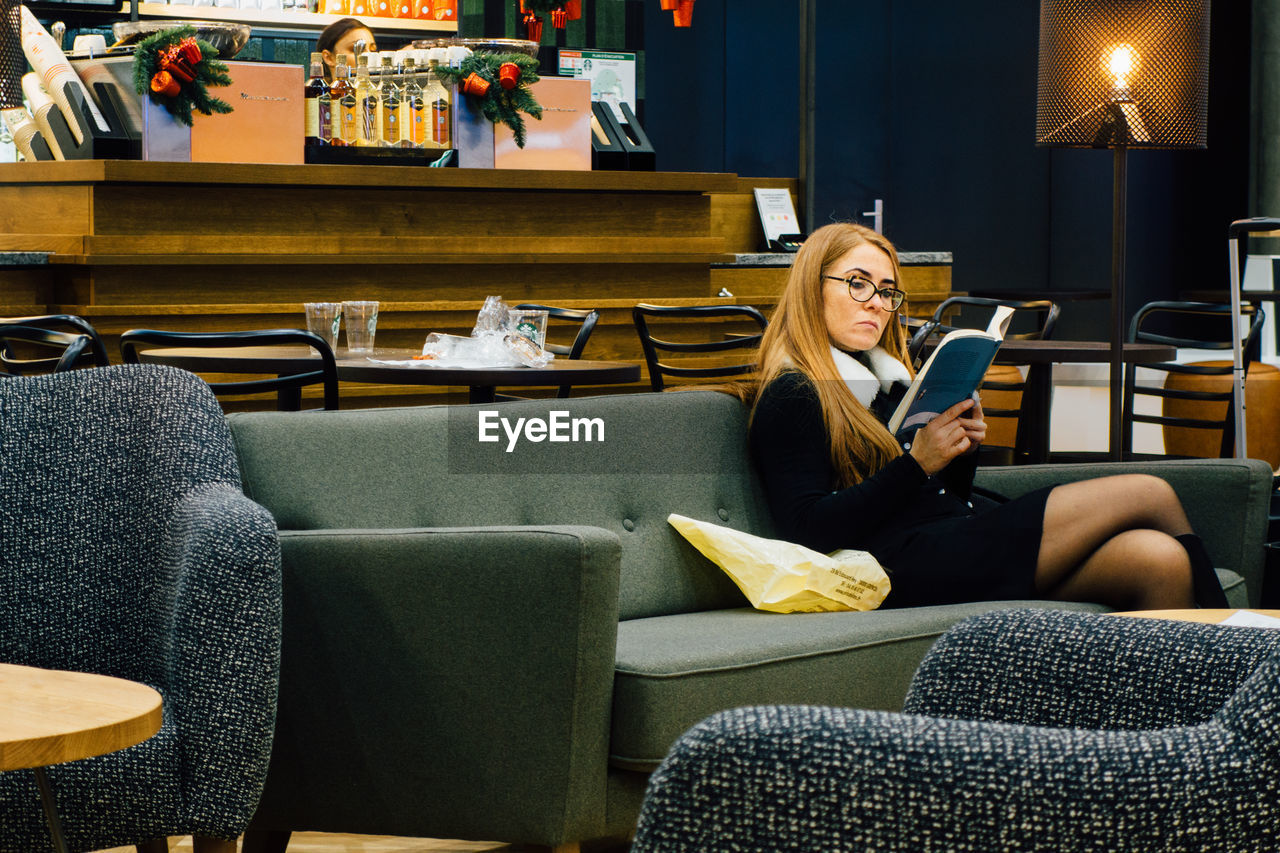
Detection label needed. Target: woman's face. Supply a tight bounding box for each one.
[822,242,898,353]
[323,27,377,72]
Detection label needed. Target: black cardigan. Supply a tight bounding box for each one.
[748,370,977,554]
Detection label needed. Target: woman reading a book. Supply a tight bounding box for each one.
[747,222,1224,610]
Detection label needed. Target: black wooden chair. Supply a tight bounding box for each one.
[908,296,1061,465]
[494,303,600,400]
[0,314,111,375]
[632,304,768,392]
[119,329,340,411]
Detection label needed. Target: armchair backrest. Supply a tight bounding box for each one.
[0,365,243,682]
[1215,645,1280,762]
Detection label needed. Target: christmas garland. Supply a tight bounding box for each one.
[434,53,542,148]
[132,25,233,127]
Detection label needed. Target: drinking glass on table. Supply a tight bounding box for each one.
[508,308,548,350]
[303,302,342,353]
[343,300,379,353]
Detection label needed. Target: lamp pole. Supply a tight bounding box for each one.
[1109,145,1127,461]
[798,0,816,235]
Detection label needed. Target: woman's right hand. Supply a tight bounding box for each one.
[908,398,980,475]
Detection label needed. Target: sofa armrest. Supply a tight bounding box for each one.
[903,609,1280,729]
[164,483,282,837]
[251,524,622,846]
[975,457,1274,602]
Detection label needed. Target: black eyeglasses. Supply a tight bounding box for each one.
[823,275,907,311]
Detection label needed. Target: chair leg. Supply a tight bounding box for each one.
[193,836,239,853]
[240,830,290,853]
[135,841,169,853]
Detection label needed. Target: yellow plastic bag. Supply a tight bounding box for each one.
[668,513,891,613]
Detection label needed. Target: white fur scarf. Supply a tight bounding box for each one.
[829,345,912,407]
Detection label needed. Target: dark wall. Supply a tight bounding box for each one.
[641,0,1251,340]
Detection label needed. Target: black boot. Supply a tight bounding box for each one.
[1176,533,1229,609]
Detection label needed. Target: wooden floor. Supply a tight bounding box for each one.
[98,835,517,852]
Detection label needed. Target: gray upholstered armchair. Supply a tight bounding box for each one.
[633,609,1280,852]
[0,365,282,852]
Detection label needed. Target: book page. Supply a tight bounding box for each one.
[986,304,1016,340]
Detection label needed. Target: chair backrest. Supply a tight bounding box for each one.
[907,296,1061,364]
[119,328,340,411]
[632,303,769,392]
[908,296,1060,463]
[1122,300,1266,459]
[513,303,600,398]
[0,365,242,679]
[0,314,111,375]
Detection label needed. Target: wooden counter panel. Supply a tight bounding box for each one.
[709,177,800,254]
[0,186,92,236]
[89,186,716,240]
[0,161,739,194]
[710,266,787,298]
[0,269,54,316]
[71,262,716,306]
[67,235,728,260]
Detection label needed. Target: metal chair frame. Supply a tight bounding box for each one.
[632,303,768,392]
[908,296,1061,464]
[509,303,601,399]
[0,314,111,375]
[0,324,97,376]
[1122,300,1266,459]
[119,329,340,411]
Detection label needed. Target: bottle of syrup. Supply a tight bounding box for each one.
[304,52,330,147]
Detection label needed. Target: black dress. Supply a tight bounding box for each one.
[748,370,1054,608]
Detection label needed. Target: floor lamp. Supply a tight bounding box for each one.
[1035,0,1210,461]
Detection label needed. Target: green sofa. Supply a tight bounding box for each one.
[226,390,1272,851]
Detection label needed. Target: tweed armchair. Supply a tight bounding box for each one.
[633,609,1280,852]
[0,365,282,852]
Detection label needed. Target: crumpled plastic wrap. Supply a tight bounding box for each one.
[667,513,891,613]
[396,296,554,368]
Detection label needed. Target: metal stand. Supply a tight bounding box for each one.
[1227,217,1280,459]
[1108,145,1128,461]
[32,767,69,853]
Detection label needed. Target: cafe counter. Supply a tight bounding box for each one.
[0,162,951,405]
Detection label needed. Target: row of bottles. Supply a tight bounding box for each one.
[305,51,452,150]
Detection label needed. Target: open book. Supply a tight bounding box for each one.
[887,305,1015,436]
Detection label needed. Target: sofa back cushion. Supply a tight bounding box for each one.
[229,391,773,620]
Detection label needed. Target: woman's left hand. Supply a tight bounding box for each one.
[959,394,986,453]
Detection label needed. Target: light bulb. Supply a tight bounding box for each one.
[1106,43,1137,87]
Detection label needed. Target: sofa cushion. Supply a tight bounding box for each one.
[609,601,1107,771]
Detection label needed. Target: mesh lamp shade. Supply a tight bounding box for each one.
[0,0,23,109]
[1036,0,1210,149]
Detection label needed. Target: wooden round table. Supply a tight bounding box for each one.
[138,346,642,405]
[0,663,163,852]
[1115,608,1280,624]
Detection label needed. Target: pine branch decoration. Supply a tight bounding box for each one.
[434,53,542,147]
[133,25,233,127]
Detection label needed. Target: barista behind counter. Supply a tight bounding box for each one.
[317,18,377,81]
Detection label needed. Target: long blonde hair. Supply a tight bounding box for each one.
[752,222,913,487]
